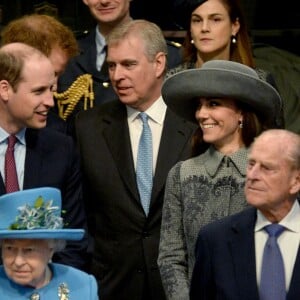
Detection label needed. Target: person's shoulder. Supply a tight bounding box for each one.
[51,263,98,293]
[53,263,92,278]
[76,29,95,49]
[76,100,121,124]
[26,127,73,149]
[199,207,255,237]
[165,40,183,69]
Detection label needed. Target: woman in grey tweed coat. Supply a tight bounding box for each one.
[158,60,283,300]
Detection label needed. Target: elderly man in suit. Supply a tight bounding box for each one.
[190,129,300,300]
[75,20,196,300]
[0,43,89,271]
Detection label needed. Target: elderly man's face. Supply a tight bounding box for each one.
[2,239,53,288]
[245,133,300,220]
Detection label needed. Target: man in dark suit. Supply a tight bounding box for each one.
[76,20,196,300]
[190,129,300,300]
[0,43,89,271]
[57,0,182,129]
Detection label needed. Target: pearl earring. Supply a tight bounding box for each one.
[231,35,237,44]
[239,120,243,129]
[191,39,194,44]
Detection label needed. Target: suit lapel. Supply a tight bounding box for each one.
[102,104,139,202]
[151,109,194,203]
[287,245,300,299]
[23,129,43,188]
[228,208,260,300]
[0,175,5,195]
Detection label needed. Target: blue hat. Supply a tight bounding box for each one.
[0,187,84,240]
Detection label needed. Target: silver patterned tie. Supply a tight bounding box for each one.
[136,112,153,215]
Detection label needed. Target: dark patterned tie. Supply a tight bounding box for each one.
[136,112,153,215]
[5,135,19,193]
[259,224,286,300]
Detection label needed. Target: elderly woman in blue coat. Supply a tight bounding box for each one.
[0,187,98,300]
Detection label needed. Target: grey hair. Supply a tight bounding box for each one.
[106,19,168,64]
[0,239,66,253]
[254,129,300,170]
[47,239,66,252]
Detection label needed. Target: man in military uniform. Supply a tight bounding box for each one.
[56,0,182,131]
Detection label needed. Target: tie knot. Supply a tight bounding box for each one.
[7,135,17,149]
[139,112,149,124]
[264,224,285,238]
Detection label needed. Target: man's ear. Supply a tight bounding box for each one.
[0,80,11,102]
[154,52,167,78]
[290,170,300,195]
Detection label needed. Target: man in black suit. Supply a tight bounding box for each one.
[76,20,196,300]
[190,129,300,300]
[0,43,89,271]
[57,0,182,129]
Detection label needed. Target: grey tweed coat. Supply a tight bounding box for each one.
[158,146,249,300]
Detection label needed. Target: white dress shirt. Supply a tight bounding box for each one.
[255,200,300,290]
[127,96,167,175]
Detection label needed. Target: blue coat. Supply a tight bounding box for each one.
[0,263,98,299]
[190,207,300,300]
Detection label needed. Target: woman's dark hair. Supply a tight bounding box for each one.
[182,0,255,67]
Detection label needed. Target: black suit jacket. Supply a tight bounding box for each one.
[0,128,89,270]
[57,28,182,132]
[76,100,196,300]
[190,207,300,300]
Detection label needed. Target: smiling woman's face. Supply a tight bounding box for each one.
[1,239,53,288]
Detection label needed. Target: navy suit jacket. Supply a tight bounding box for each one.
[190,207,300,300]
[76,100,196,300]
[0,128,89,271]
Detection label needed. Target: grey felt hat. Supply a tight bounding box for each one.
[162,60,282,124]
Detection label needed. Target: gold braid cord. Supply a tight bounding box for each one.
[54,74,94,121]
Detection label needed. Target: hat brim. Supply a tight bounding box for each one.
[162,68,282,123]
[0,229,85,240]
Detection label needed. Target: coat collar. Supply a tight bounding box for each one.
[203,146,248,177]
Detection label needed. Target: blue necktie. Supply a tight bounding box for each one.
[259,224,286,300]
[136,113,153,215]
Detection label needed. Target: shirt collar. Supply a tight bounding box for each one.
[255,200,300,233]
[0,127,26,145]
[95,25,106,54]
[127,96,167,125]
[203,146,248,177]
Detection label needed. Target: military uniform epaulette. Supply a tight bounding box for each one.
[166,40,182,48]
